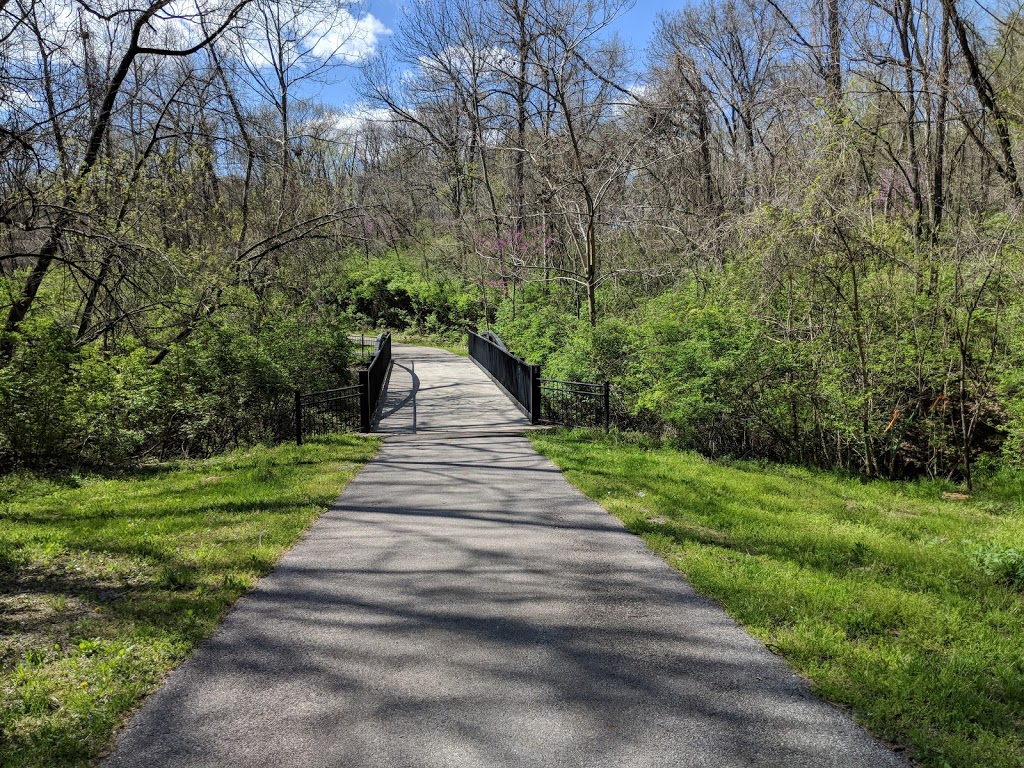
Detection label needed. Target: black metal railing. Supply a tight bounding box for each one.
[469,330,613,429]
[478,330,508,351]
[468,330,540,422]
[295,331,392,443]
[359,331,392,431]
[354,334,375,364]
[294,386,361,444]
[539,379,610,430]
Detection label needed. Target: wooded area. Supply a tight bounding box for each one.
[2,0,1023,485]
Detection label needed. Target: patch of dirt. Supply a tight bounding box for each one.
[0,590,93,671]
[0,556,141,672]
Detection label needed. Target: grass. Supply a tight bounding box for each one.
[0,434,379,768]
[529,429,1024,768]
[390,330,468,357]
[352,329,469,358]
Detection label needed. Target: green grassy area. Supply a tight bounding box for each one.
[390,331,468,357]
[0,435,379,767]
[530,430,1024,768]
[352,329,469,358]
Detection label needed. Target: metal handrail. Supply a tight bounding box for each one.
[541,381,603,388]
[303,385,362,398]
[538,378,611,431]
[361,331,392,431]
[468,330,539,422]
[295,333,391,443]
[295,385,362,445]
[541,380,604,392]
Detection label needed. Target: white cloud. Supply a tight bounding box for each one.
[142,0,255,52]
[332,104,393,138]
[1,2,85,68]
[3,0,390,69]
[232,2,391,71]
[310,12,389,64]
[0,89,35,120]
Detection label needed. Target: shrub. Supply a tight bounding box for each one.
[968,542,1024,588]
[336,255,483,334]
[0,317,79,466]
[0,302,355,469]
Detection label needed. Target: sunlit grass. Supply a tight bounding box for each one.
[390,331,468,357]
[530,429,1024,768]
[0,434,379,767]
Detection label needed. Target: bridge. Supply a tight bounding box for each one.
[294,331,610,442]
[377,343,532,435]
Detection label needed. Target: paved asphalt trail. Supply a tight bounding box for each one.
[105,344,907,768]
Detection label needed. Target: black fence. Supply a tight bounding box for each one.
[294,386,361,444]
[469,330,611,429]
[295,331,392,443]
[468,330,541,422]
[539,379,610,430]
[359,331,392,431]
[353,334,376,364]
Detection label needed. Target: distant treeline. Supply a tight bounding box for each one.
[3,0,1024,484]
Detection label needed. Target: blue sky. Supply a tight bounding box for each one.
[319,0,677,108]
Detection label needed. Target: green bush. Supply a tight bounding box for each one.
[0,301,355,469]
[493,294,579,365]
[336,254,483,334]
[0,317,79,465]
[498,197,1024,481]
[630,290,761,431]
[968,542,1024,588]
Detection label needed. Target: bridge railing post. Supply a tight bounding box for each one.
[359,369,370,433]
[604,381,610,432]
[530,365,541,425]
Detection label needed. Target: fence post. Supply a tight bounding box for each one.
[359,369,370,433]
[603,381,611,432]
[530,365,542,424]
[295,390,303,446]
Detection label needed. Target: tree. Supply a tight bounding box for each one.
[0,0,250,361]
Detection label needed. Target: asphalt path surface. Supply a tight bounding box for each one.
[104,344,907,768]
